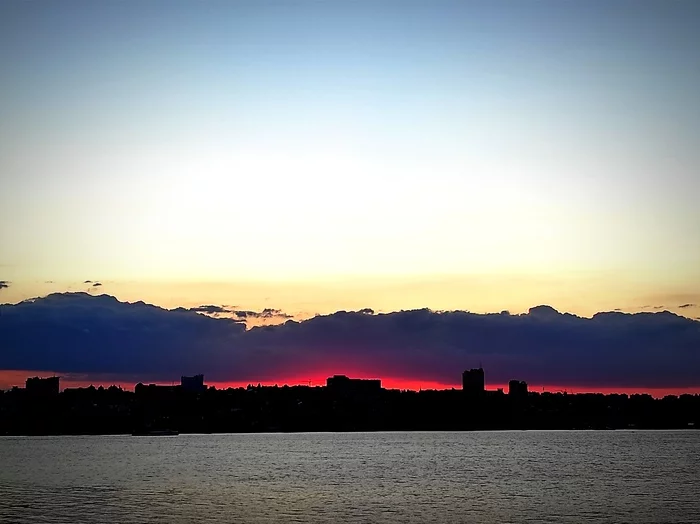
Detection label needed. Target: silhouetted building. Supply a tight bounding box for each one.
[134,383,177,396]
[2,374,700,435]
[508,380,528,398]
[326,375,381,395]
[181,374,206,392]
[462,368,485,395]
[25,376,59,397]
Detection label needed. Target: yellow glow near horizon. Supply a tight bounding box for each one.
[2,274,699,325]
[4,138,699,286]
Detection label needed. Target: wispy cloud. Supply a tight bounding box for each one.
[232,308,293,320]
[189,304,295,324]
[83,280,104,291]
[190,305,232,315]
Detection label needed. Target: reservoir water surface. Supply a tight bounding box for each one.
[1,431,698,523]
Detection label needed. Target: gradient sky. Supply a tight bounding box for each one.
[1,1,700,318]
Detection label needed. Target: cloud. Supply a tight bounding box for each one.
[0,293,245,378]
[191,305,231,315]
[261,308,293,319]
[188,305,291,323]
[92,282,102,287]
[679,303,696,309]
[0,281,9,290]
[84,280,92,284]
[1,294,699,388]
[232,308,292,319]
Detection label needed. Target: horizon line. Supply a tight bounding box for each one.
[5,372,700,399]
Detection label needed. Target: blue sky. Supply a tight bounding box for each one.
[1,1,699,316]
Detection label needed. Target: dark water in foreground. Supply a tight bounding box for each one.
[1,431,698,523]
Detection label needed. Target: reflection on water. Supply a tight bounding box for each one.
[1,431,698,523]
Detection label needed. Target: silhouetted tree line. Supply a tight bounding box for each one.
[0,384,698,435]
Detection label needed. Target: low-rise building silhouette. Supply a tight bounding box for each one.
[25,376,59,397]
[462,368,485,395]
[508,380,528,399]
[326,375,381,395]
[2,369,700,435]
[134,383,177,397]
[181,374,206,392]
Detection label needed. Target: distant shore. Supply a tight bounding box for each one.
[2,382,698,436]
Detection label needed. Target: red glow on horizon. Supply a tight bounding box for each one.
[1,370,700,398]
[207,376,460,391]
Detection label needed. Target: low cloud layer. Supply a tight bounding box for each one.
[1,293,699,388]
[189,304,294,325]
[190,304,232,315]
[0,293,245,378]
[232,308,293,320]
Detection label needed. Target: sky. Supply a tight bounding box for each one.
[1,1,699,391]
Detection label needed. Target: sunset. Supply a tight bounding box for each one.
[1,1,699,393]
[1,1,699,522]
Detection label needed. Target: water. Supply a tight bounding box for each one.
[0,431,698,523]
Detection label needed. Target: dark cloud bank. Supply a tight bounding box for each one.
[1,293,699,388]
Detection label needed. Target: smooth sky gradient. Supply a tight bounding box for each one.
[1,1,699,317]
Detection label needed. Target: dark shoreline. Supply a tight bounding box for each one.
[2,383,698,436]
